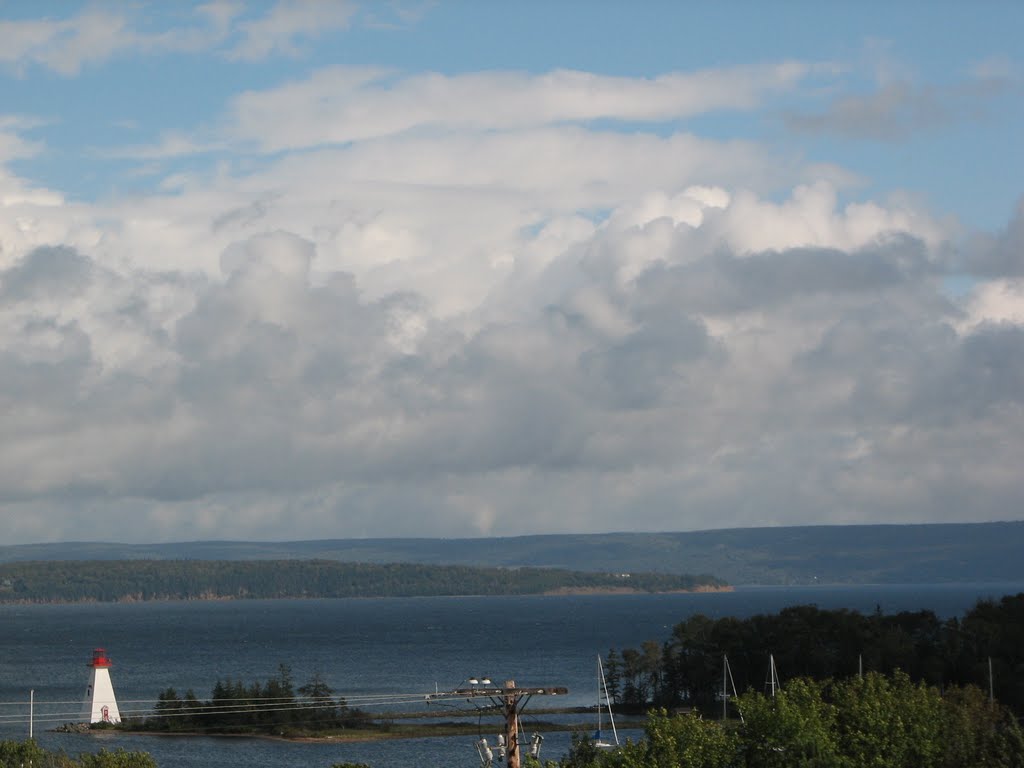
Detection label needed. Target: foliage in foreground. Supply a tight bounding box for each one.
[542,672,1024,768]
[0,741,156,768]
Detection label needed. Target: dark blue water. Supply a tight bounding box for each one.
[1,583,1022,767]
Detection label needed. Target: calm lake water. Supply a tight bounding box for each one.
[1,583,1022,767]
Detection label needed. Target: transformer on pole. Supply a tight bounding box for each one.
[453,680,568,768]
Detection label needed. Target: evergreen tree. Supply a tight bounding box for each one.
[603,649,622,705]
[298,671,337,727]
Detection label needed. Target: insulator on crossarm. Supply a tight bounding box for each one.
[476,738,493,767]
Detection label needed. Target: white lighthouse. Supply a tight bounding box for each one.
[82,648,121,724]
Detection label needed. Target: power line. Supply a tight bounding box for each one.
[0,689,481,708]
[0,686,517,728]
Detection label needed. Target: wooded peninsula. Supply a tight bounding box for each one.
[0,559,726,603]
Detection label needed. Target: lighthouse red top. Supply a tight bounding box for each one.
[89,648,112,668]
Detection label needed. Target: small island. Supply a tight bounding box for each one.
[97,664,580,743]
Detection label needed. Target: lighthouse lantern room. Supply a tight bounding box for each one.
[82,648,121,724]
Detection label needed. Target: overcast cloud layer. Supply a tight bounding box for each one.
[1,2,1023,543]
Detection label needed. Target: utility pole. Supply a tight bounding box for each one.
[503,680,520,768]
[453,680,568,768]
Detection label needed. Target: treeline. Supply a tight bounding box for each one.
[0,561,724,606]
[0,559,724,603]
[542,672,1024,768]
[131,664,367,735]
[603,592,1024,714]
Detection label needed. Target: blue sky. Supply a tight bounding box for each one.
[1,1,1023,543]
[6,1,1021,225]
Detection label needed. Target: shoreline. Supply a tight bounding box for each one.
[0,585,732,606]
[95,721,605,745]
[541,584,734,595]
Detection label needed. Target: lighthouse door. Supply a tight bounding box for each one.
[102,706,110,722]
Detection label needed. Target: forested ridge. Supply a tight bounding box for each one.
[5,522,1023,584]
[0,559,724,603]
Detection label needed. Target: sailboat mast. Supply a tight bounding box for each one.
[722,655,728,721]
[596,654,619,746]
[989,657,994,704]
[767,654,779,697]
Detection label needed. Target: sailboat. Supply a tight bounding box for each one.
[594,655,620,749]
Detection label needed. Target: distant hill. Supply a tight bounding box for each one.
[2,522,1023,585]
